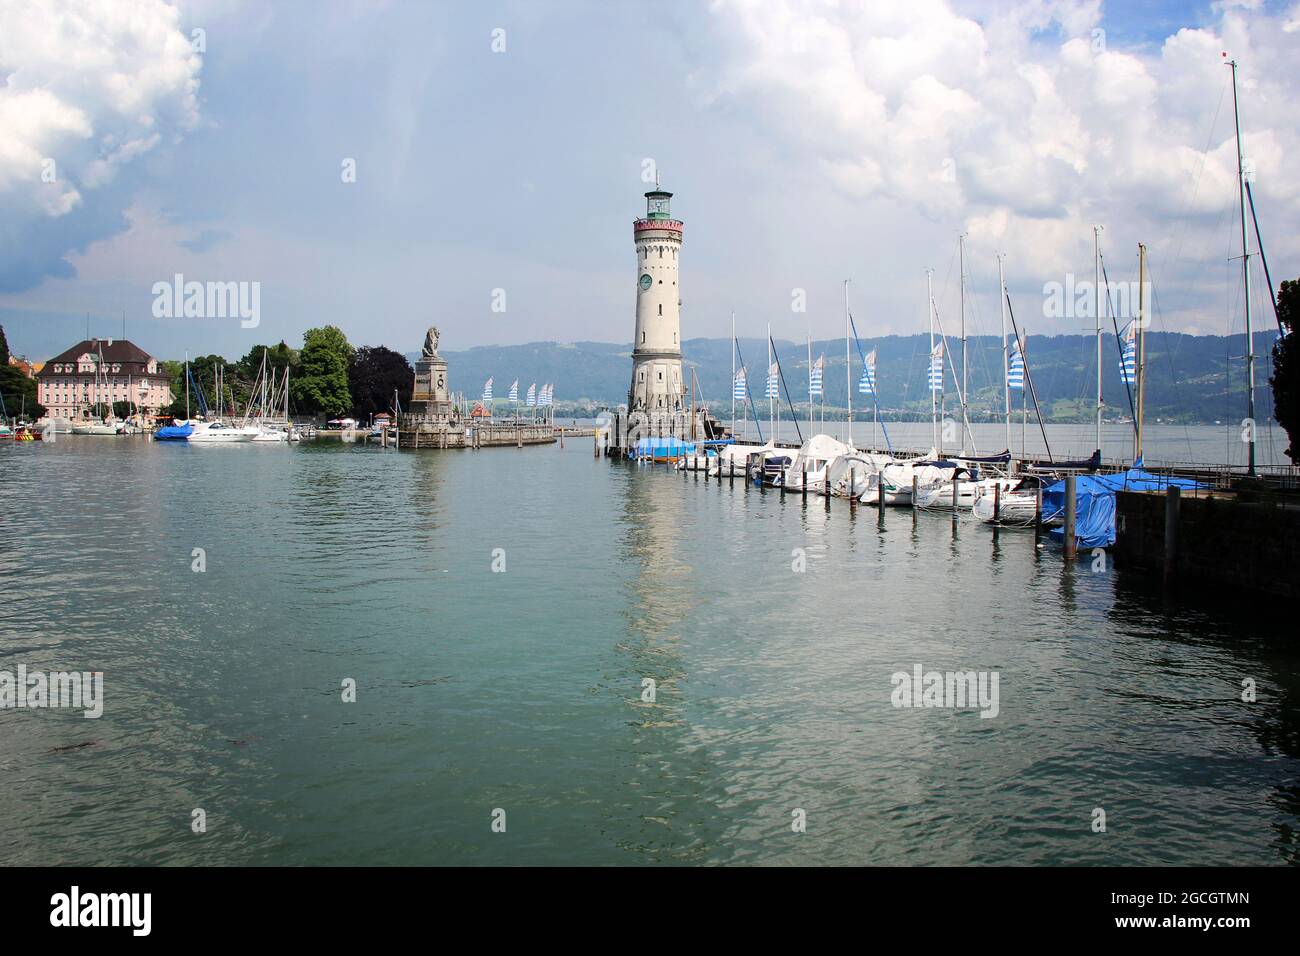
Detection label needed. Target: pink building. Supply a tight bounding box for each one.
[37,339,173,420]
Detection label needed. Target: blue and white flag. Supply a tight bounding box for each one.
[526,383,537,407]
[809,355,824,397]
[733,369,747,400]
[1119,322,1136,385]
[858,349,876,395]
[538,384,553,407]
[766,363,779,399]
[508,380,519,401]
[482,377,493,401]
[1008,340,1025,390]
[928,342,944,392]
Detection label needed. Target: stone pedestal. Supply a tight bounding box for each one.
[408,356,453,419]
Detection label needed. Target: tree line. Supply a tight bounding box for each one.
[160,325,412,421]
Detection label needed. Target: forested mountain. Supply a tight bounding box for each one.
[423,331,1278,424]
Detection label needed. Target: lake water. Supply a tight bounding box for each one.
[1,428,1297,866]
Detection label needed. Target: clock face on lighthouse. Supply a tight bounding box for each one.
[639,274,652,291]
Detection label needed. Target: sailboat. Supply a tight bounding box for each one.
[706,318,773,475]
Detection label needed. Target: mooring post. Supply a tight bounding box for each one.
[1164,485,1181,586]
[802,460,809,499]
[912,475,918,512]
[877,474,885,519]
[1063,474,1077,561]
[593,431,599,458]
[1034,484,1043,531]
[849,467,857,511]
[993,482,1001,523]
[952,476,959,514]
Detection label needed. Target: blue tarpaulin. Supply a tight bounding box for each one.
[633,436,696,457]
[1044,468,1206,549]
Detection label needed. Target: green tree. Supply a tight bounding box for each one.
[348,346,412,418]
[0,325,44,420]
[1270,279,1300,463]
[292,325,353,415]
[236,341,298,382]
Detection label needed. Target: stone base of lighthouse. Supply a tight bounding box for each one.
[606,407,727,457]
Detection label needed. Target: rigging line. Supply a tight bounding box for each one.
[1099,256,1137,428]
[1245,181,1283,332]
[1003,289,1053,463]
[770,335,803,444]
[734,336,765,444]
[847,311,895,454]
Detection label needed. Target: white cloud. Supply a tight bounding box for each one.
[704,0,1300,310]
[0,0,201,277]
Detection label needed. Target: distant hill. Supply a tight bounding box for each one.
[420,332,1279,424]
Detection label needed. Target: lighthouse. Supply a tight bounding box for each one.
[628,185,685,418]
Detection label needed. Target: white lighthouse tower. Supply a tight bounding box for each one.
[628,184,685,420]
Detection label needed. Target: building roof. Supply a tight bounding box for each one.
[44,338,155,367]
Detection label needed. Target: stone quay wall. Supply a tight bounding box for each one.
[398,418,555,449]
[1114,489,1300,598]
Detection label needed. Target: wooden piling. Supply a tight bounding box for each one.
[850,467,857,511]
[802,460,809,499]
[912,475,918,512]
[1063,475,1077,560]
[993,482,1001,523]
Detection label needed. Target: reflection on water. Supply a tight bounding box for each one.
[0,433,1297,865]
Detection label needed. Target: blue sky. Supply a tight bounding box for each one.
[1,0,1295,363]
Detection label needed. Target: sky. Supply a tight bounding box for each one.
[1,0,1296,363]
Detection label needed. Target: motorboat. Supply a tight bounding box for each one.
[972,475,1051,525]
[155,420,195,441]
[914,468,1019,510]
[705,442,770,478]
[186,421,258,443]
[782,434,853,493]
[71,419,127,436]
[825,453,880,498]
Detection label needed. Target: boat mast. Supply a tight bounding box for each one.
[730,311,736,441]
[843,279,852,446]
[1094,225,1103,455]
[185,352,190,420]
[998,253,1009,456]
[1228,57,1256,476]
[759,321,769,442]
[927,269,936,451]
[959,233,967,453]
[1135,242,1148,463]
[806,330,813,439]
